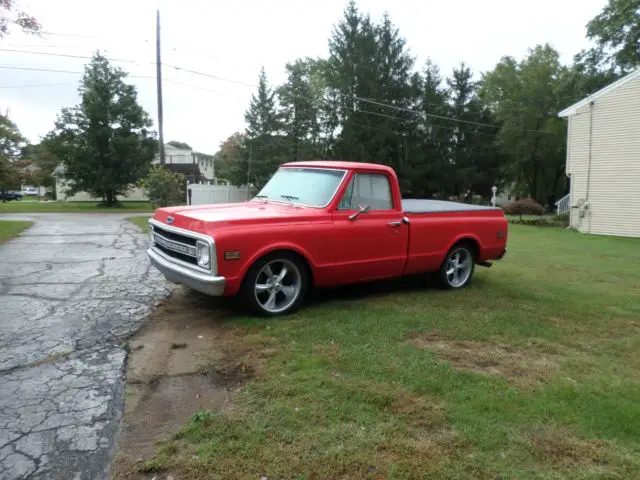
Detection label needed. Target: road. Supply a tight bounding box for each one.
[0,213,171,480]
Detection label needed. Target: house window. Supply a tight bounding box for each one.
[338,173,393,211]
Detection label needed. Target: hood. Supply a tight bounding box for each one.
[152,201,325,233]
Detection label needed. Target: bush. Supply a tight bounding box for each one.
[553,212,569,225]
[138,165,186,208]
[508,217,567,228]
[503,198,545,217]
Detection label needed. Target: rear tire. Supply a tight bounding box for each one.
[438,243,476,289]
[240,252,309,317]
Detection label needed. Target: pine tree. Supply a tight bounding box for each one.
[47,52,157,205]
[277,59,320,161]
[409,60,453,198]
[365,13,417,172]
[244,67,283,189]
[329,3,416,167]
[447,63,500,199]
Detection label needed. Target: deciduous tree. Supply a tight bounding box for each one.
[582,0,640,72]
[0,112,25,200]
[138,165,185,208]
[214,131,248,186]
[481,45,568,206]
[0,0,39,38]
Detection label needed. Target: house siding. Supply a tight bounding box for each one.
[55,178,149,202]
[565,75,640,237]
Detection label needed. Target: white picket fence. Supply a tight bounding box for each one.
[187,182,250,206]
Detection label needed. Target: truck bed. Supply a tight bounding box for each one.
[402,199,500,214]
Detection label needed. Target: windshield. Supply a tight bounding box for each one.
[254,167,346,207]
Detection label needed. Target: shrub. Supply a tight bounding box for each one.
[503,198,545,218]
[553,212,570,225]
[508,217,567,228]
[138,165,186,208]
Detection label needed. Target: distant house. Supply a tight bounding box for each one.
[558,68,640,238]
[53,143,215,202]
[160,144,214,182]
[17,160,48,196]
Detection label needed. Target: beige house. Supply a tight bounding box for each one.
[54,143,215,202]
[558,68,640,238]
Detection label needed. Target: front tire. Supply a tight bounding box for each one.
[438,243,476,289]
[240,252,309,317]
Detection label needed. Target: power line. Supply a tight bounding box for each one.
[0,63,511,140]
[0,65,241,99]
[39,30,98,39]
[164,63,255,89]
[0,82,72,89]
[355,96,500,129]
[0,48,144,65]
[0,65,154,78]
[0,65,86,75]
[0,50,560,138]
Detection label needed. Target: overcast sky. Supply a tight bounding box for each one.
[1,0,606,154]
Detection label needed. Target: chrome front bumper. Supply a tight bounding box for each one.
[147,247,226,296]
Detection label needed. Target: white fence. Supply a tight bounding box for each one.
[555,193,571,214]
[187,183,250,206]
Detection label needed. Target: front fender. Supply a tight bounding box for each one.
[224,242,318,296]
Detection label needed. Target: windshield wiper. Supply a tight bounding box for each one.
[254,195,268,200]
[280,194,300,204]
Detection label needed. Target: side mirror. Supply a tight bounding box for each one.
[348,204,370,221]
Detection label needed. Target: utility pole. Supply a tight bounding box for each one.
[156,8,166,165]
[246,141,253,200]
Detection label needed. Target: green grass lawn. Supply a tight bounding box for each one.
[145,226,640,479]
[0,201,153,213]
[127,215,151,233]
[0,220,33,243]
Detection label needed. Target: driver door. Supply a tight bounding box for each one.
[331,172,408,284]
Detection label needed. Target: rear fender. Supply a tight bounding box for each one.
[445,234,484,260]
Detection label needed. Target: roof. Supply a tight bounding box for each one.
[558,68,640,118]
[281,160,395,174]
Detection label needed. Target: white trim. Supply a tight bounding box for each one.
[558,68,640,118]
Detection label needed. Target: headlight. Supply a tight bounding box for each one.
[148,225,154,245]
[196,240,210,268]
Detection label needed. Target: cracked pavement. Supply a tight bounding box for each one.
[0,213,171,479]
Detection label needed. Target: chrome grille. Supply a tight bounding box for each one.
[153,231,196,257]
[151,224,198,266]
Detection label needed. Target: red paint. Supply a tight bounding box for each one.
[153,161,508,295]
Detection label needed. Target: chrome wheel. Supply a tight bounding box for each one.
[445,247,473,288]
[253,259,302,314]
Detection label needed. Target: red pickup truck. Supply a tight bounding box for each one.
[147,161,508,316]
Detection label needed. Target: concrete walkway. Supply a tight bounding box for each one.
[0,213,171,480]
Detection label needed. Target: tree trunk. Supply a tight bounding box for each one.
[105,191,117,206]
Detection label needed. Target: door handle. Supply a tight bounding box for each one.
[388,221,402,227]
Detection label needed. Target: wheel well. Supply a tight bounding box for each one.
[452,238,480,260]
[242,249,315,287]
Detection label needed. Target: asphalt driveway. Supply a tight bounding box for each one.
[0,213,171,480]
